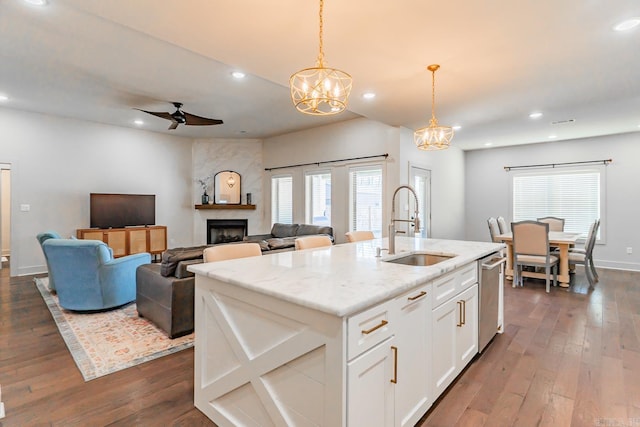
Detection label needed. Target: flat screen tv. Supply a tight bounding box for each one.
[90,193,155,229]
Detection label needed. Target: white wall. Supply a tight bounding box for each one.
[465,132,640,271]
[191,139,265,244]
[0,108,195,276]
[398,127,466,240]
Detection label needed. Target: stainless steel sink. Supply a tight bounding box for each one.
[384,252,456,266]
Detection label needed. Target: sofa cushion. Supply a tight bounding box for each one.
[174,259,203,279]
[271,223,299,238]
[297,224,334,240]
[160,245,209,277]
[266,237,297,250]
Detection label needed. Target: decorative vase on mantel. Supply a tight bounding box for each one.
[201,192,209,205]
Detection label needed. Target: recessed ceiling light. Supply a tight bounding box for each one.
[529,112,543,119]
[0,94,8,102]
[452,125,462,131]
[23,0,48,5]
[231,71,246,79]
[362,92,376,100]
[614,18,640,31]
[484,142,493,146]
[548,135,557,139]
[134,119,144,126]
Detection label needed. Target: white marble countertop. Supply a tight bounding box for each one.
[188,236,504,318]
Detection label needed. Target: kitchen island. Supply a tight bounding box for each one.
[189,236,504,426]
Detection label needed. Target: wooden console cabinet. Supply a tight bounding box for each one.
[76,225,167,258]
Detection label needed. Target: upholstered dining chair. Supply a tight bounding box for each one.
[537,216,565,232]
[496,216,509,235]
[511,221,559,292]
[294,235,333,250]
[203,242,262,262]
[345,230,375,243]
[487,217,501,243]
[566,219,599,287]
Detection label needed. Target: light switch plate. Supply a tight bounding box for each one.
[20,204,30,212]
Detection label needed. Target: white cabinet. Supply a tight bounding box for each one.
[456,285,479,368]
[347,337,396,427]
[432,283,478,397]
[347,283,432,427]
[392,285,432,427]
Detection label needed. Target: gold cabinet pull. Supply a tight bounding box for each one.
[462,300,466,325]
[457,301,463,327]
[407,290,427,301]
[390,346,398,384]
[361,319,388,335]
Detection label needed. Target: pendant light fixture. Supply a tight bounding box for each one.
[414,64,454,150]
[290,0,352,115]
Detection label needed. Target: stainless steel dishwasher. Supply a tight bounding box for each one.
[478,253,506,352]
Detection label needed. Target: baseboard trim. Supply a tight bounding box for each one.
[594,260,640,272]
[17,265,47,277]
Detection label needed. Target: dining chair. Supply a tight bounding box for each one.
[511,220,559,292]
[536,216,565,232]
[496,216,509,235]
[487,217,501,243]
[566,219,599,287]
[203,243,262,262]
[345,230,375,243]
[294,235,333,250]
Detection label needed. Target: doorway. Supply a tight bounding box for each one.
[0,164,11,270]
[409,165,431,238]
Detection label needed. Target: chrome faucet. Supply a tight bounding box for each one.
[389,185,420,255]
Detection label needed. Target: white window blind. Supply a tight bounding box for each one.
[349,166,383,237]
[512,168,602,239]
[305,171,331,226]
[271,175,293,224]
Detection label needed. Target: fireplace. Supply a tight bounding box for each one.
[207,219,248,244]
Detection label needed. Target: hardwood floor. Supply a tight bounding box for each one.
[418,268,640,427]
[1,263,639,426]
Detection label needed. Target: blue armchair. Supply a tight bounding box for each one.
[42,239,151,311]
[36,231,62,291]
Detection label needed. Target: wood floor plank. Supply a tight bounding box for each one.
[540,393,575,426]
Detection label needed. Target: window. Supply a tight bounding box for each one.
[511,167,603,240]
[349,165,383,237]
[271,175,293,224]
[305,171,331,226]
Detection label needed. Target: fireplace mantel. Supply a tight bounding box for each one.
[194,204,256,210]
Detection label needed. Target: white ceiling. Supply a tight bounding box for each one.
[2,0,639,150]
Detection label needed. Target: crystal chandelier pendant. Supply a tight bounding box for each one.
[414,64,454,150]
[290,0,352,116]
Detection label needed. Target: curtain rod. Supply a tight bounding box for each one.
[504,158,612,172]
[264,153,389,171]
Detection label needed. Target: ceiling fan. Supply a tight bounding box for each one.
[137,102,223,130]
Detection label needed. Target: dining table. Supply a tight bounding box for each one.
[495,231,580,287]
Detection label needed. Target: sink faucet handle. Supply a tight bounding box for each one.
[376,247,389,257]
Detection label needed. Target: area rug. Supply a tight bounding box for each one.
[34,277,194,381]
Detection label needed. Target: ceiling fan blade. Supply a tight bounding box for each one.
[137,109,175,121]
[183,112,224,126]
[168,121,179,130]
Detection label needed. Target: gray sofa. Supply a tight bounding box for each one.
[243,223,334,253]
[136,245,210,338]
